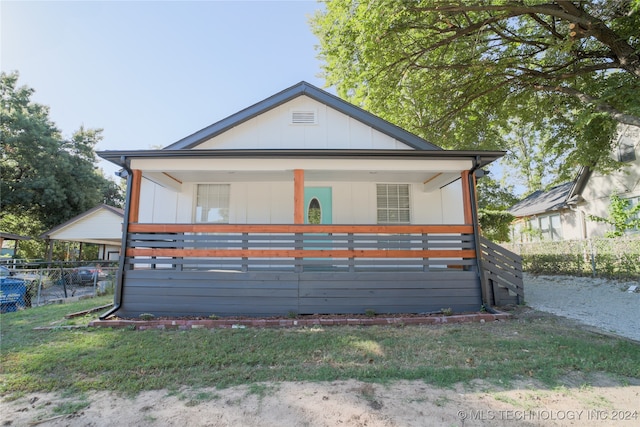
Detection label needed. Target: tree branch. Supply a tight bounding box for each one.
[410,2,640,77]
[533,84,640,126]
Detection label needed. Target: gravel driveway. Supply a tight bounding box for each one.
[523,273,640,342]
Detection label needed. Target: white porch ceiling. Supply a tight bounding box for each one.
[144,170,462,193]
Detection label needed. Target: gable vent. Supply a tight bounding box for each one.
[291,110,317,125]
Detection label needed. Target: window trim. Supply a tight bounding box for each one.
[376,183,411,224]
[193,183,230,224]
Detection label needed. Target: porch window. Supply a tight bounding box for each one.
[195,184,230,223]
[376,184,410,224]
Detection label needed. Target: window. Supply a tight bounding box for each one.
[525,214,562,241]
[376,184,410,224]
[307,198,321,224]
[616,141,636,162]
[195,184,229,223]
[540,214,563,241]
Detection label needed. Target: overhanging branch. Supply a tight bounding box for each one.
[533,84,640,126]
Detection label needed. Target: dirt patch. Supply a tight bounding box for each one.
[3,377,639,427]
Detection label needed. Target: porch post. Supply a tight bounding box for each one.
[128,169,142,223]
[47,239,54,263]
[466,167,492,307]
[461,170,473,224]
[294,169,305,224]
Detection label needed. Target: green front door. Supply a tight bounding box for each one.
[304,187,332,225]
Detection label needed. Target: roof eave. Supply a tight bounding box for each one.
[97,148,505,169]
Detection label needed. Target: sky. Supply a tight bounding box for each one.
[1,0,328,178]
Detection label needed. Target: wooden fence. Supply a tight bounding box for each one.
[480,237,524,305]
[125,224,477,272]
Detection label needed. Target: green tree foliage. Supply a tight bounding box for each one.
[311,1,640,183]
[1,72,123,235]
[476,177,518,242]
[0,213,47,259]
[588,194,640,237]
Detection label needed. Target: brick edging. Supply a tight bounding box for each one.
[88,313,511,331]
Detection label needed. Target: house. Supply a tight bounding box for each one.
[509,124,640,241]
[97,81,520,318]
[40,204,124,261]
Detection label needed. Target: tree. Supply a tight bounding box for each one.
[311,0,640,182]
[588,194,640,237]
[1,71,123,235]
[476,176,518,242]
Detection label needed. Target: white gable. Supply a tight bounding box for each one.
[48,208,123,244]
[192,96,414,150]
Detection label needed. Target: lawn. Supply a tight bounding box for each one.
[1,296,639,398]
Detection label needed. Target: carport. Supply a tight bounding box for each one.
[0,232,31,259]
[40,204,124,261]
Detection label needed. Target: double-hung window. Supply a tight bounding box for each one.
[376,184,410,224]
[195,184,230,223]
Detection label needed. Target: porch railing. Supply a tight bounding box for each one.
[125,224,477,272]
[479,236,524,305]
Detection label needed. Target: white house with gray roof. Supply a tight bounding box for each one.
[97,81,519,318]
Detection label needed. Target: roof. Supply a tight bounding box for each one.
[163,81,442,151]
[0,232,31,241]
[40,204,124,239]
[508,165,594,218]
[508,182,574,217]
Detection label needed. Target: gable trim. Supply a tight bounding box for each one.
[163,81,441,151]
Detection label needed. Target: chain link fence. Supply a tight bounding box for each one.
[0,261,117,312]
[502,236,640,279]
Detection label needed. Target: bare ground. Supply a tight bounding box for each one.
[2,275,639,427]
[3,377,639,427]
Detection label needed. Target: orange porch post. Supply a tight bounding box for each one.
[128,169,142,223]
[294,169,305,224]
[461,170,473,224]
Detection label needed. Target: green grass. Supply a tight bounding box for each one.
[1,298,639,397]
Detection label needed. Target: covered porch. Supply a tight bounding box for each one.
[99,149,518,318]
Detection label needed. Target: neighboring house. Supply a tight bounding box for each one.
[509,124,640,241]
[40,204,124,261]
[97,81,518,318]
